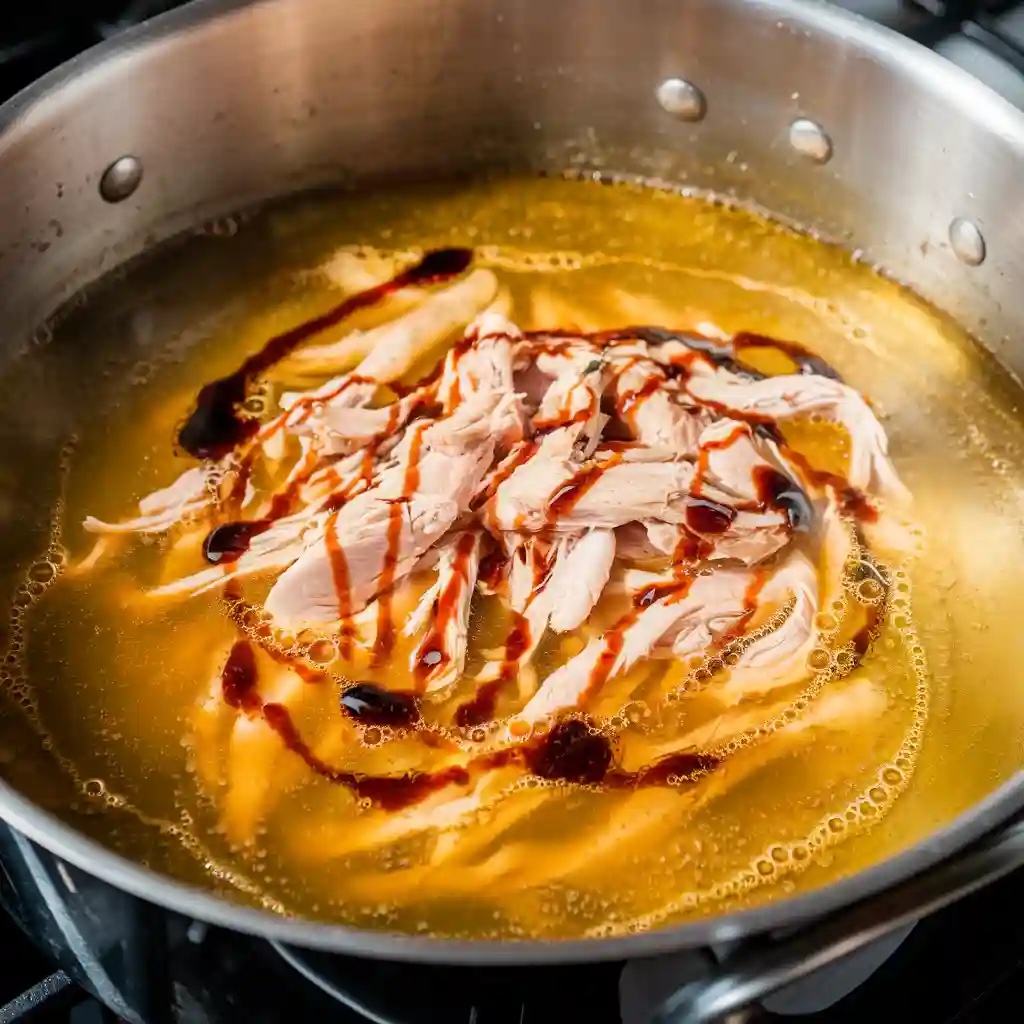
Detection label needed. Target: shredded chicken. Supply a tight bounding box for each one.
[84,466,215,535]
[408,529,484,693]
[685,369,910,501]
[82,259,910,851]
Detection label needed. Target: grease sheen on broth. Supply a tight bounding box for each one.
[1,176,1022,940]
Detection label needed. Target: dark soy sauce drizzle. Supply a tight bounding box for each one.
[454,681,503,728]
[685,497,737,535]
[263,702,472,811]
[622,326,844,383]
[203,520,272,564]
[375,426,426,662]
[783,448,878,523]
[259,706,720,809]
[455,613,530,727]
[178,247,473,460]
[414,531,479,682]
[339,683,419,728]
[627,326,760,379]
[219,640,261,713]
[733,332,843,381]
[524,719,719,788]
[525,719,612,783]
[516,324,843,386]
[545,454,623,522]
[617,750,720,787]
[752,465,813,532]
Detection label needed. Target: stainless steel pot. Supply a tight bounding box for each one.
[0,0,1022,997]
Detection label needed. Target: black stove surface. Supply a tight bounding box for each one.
[2,865,1024,1023]
[1,2,1023,1023]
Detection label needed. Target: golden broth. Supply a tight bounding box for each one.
[1,176,1023,939]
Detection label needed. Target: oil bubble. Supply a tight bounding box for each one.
[27,561,57,584]
[308,639,336,664]
[807,647,831,672]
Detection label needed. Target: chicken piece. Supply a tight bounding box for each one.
[67,535,124,577]
[714,502,854,703]
[714,551,818,699]
[709,513,791,565]
[550,458,698,532]
[686,370,909,500]
[277,375,378,430]
[218,644,324,845]
[692,418,771,501]
[148,510,328,599]
[265,406,499,627]
[487,527,616,672]
[404,580,440,637]
[548,528,617,632]
[83,466,213,535]
[614,522,668,564]
[472,534,572,692]
[190,652,236,792]
[488,437,696,534]
[409,530,483,693]
[514,568,754,728]
[507,534,556,614]
[644,510,790,568]
[304,385,436,456]
[286,764,529,865]
[438,314,526,446]
[351,269,499,384]
[513,363,557,414]
[316,249,403,293]
[531,357,609,434]
[471,526,613,703]
[282,291,433,378]
[613,359,705,452]
[485,426,583,530]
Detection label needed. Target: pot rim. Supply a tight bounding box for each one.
[1,0,1023,963]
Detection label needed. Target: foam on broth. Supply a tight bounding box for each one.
[0,176,1021,939]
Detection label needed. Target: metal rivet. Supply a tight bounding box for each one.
[99,155,143,203]
[656,78,706,122]
[788,118,832,164]
[948,217,986,266]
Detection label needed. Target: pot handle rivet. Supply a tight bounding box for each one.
[656,78,706,122]
[99,155,143,203]
[788,118,832,164]
[948,217,986,266]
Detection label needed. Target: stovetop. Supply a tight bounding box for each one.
[1,2,1023,1023]
[2,862,1024,1023]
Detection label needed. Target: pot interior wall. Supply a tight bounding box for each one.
[0,0,1021,359]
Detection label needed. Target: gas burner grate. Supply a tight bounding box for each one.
[904,0,1024,70]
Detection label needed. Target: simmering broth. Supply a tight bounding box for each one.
[1,176,1022,939]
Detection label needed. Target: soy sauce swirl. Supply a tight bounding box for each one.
[340,683,419,728]
[178,248,473,460]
